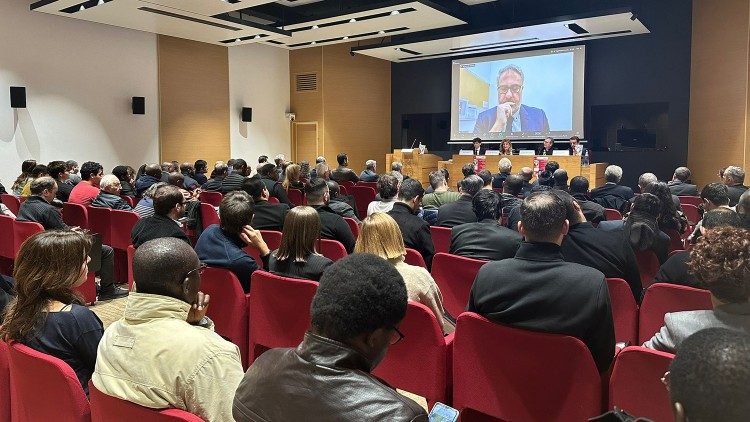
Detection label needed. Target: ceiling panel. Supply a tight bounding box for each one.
[140,0,275,16]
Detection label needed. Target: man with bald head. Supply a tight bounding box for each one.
[136,163,163,196]
[93,238,243,422]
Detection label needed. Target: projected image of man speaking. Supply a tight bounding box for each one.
[472,65,550,134]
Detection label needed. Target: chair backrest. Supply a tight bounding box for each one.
[606,278,638,345]
[8,342,91,422]
[316,239,347,261]
[199,203,220,230]
[0,215,15,260]
[200,267,250,367]
[89,382,204,421]
[429,225,452,254]
[339,180,356,189]
[453,313,602,422]
[431,253,487,318]
[198,191,222,207]
[120,196,136,208]
[350,186,376,220]
[87,206,112,245]
[677,195,702,207]
[343,217,360,239]
[0,341,10,422]
[356,181,378,190]
[373,301,451,407]
[126,245,136,291]
[0,194,20,216]
[604,208,623,221]
[663,229,685,254]
[248,271,318,364]
[267,196,280,204]
[404,248,427,268]
[635,250,661,290]
[609,346,674,422]
[681,203,700,225]
[287,189,304,207]
[62,202,89,230]
[638,283,713,344]
[12,220,44,254]
[110,210,140,251]
[338,185,348,195]
[259,230,283,251]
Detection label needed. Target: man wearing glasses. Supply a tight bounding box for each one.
[472,64,550,135]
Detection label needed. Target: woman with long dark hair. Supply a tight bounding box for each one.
[625,193,671,263]
[268,206,332,281]
[112,165,137,196]
[646,181,688,234]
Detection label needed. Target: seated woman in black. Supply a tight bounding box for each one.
[0,230,103,394]
[625,193,671,264]
[268,206,333,281]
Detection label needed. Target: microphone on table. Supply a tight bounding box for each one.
[410,138,418,149]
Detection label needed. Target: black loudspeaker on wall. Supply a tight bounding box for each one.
[132,97,145,115]
[241,107,252,122]
[10,87,26,109]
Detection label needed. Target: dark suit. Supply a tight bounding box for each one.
[435,196,477,228]
[568,146,587,156]
[131,214,190,248]
[572,193,606,224]
[653,250,698,287]
[388,202,435,268]
[667,180,699,197]
[56,180,74,202]
[561,222,642,300]
[260,176,292,207]
[727,184,749,207]
[468,242,615,372]
[472,148,485,156]
[535,145,555,156]
[450,219,522,261]
[330,166,359,184]
[599,220,671,264]
[492,172,510,189]
[310,205,355,253]
[251,200,289,232]
[473,104,550,134]
[221,173,247,194]
[590,182,635,212]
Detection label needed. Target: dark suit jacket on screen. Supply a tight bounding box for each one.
[450,219,522,261]
[472,104,550,134]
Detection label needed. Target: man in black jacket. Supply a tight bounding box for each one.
[723,166,749,207]
[221,159,251,194]
[257,163,292,207]
[590,165,634,212]
[668,167,699,196]
[388,179,435,269]
[305,179,355,253]
[569,176,606,224]
[330,153,359,184]
[242,177,288,232]
[450,190,521,261]
[131,185,190,248]
[468,191,615,373]
[201,163,228,192]
[435,175,482,228]
[135,164,162,196]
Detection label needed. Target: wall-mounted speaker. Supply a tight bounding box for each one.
[10,87,26,109]
[241,107,252,122]
[132,97,145,115]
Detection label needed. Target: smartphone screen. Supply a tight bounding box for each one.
[429,402,459,422]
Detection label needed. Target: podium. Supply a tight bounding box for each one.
[385,149,442,187]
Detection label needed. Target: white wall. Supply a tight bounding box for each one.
[0,2,159,187]
[229,44,291,168]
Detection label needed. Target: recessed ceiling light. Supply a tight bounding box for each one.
[254,35,260,39]
[311,41,316,45]
[98,0,104,5]
[390,10,400,15]
[394,47,401,51]
[342,36,349,40]
[349,18,357,23]
[311,25,319,29]
[235,38,241,43]
[79,5,85,11]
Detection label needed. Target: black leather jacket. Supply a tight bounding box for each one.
[233,332,428,422]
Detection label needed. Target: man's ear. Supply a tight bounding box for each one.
[561,219,570,236]
[672,401,686,422]
[518,221,526,239]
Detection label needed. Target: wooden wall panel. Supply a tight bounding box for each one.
[290,47,323,164]
[688,0,750,187]
[158,35,230,166]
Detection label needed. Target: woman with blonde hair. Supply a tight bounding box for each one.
[268,206,333,281]
[354,212,455,334]
[282,163,304,190]
[500,139,514,155]
[0,230,103,393]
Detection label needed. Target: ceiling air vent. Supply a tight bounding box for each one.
[295,73,318,92]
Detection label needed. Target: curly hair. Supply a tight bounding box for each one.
[688,226,750,303]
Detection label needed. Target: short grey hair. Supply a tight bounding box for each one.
[673,167,691,182]
[725,166,745,184]
[498,157,512,173]
[365,160,376,170]
[143,182,168,199]
[497,64,525,85]
[316,156,326,164]
[605,165,623,183]
[429,170,446,190]
[392,161,403,172]
[99,174,120,191]
[30,176,56,195]
[638,173,658,190]
[390,170,404,184]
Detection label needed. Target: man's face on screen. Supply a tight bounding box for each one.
[497,70,523,115]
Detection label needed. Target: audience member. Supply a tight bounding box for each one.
[646,181,688,234]
[93,238,243,422]
[130,185,190,248]
[241,177,288,232]
[600,193,670,264]
[569,176,606,224]
[20,164,49,196]
[435,175,482,228]
[468,191,615,373]
[91,175,133,210]
[450,190,522,261]
[590,165,634,212]
[221,159,250,194]
[232,254,427,422]
[309,156,325,179]
[355,213,454,334]
[133,182,166,219]
[179,163,199,191]
[112,165,136,196]
[367,173,399,216]
[273,154,287,180]
[313,162,330,181]
[723,165,748,206]
[299,161,311,183]
[201,162,228,192]
[195,192,269,293]
[65,160,81,185]
[193,159,208,185]
[666,328,750,422]
[257,163,292,206]
[135,163,162,196]
[167,172,196,201]
[160,162,175,182]
[532,170,554,192]
[11,159,36,195]
[268,206,332,281]
[326,181,359,221]
[738,189,750,229]
[688,182,731,242]
[388,179,435,268]
[492,158,512,189]
[425,168,449,194]
[305,179,355,253]
[0,230,103,393]
[477,169,493,190]
[552,169,568,192]
[258,155,268,165]
[391,161,409,181]
[330,153,359,183]
[283,163,304,190]
[360,160,378,182]
[422,170,460,208]
[49,160,74,202]
[668,166,699,196]
[461,163,475,178]
[519,166,533,197]
[644,226,750,352]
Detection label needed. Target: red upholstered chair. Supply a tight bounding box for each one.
[635,250,661,290]
[638,283,712,344]
[0,194,20,216]
[316,239,348,261]
[200,267,251,367]
[344,217,360,239]
[677,196,702,207]
[0,341,10,422]
[126,245,136,291]
[87,206,112,245]
[350,186,376,220]
[75,272,97,306]
[90,382,204,421]
[431,253,487,318]
[404,248,427,268]
[609,346,674,422]
[356,181,378,190]
[259,230,283,251]
[8,342,91,422]
[248,271,318,364]
[373,301,453,408]
[664,229,685,254]
[0,215,15,261]
[453,313,602,422]
[198,191,222,207]
[429,225,452,254]
[62,202,89,230]
[111,210,140,284]
[339,180,356,190]
[338,185,348,195]
[13,220,44,254]
[120,196,136,208]
[606,278,638,345]
[199,203,220,230]
[287,189,304,207]
[604,208,623,221]
[681,204,700,225]
[267,196,280,204]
